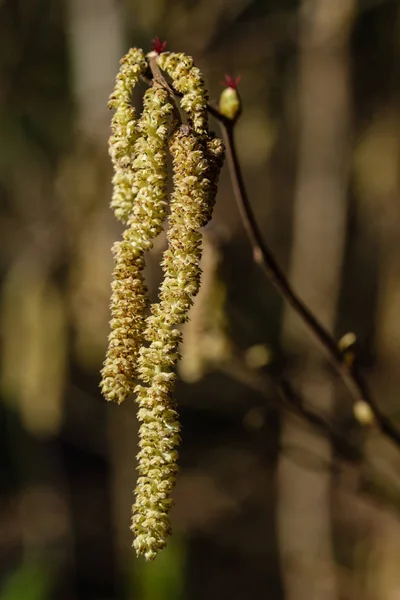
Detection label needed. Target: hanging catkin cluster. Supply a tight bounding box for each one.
[101,44,225,560]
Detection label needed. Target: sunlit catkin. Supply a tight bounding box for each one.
[131,126,224,560]
[157,52,209,136]
[108,48,147,223]
[103,45,225,559]
[101,86,173,404]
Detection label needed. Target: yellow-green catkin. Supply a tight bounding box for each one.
[108,48,147,223]
[156,52,209,136]
[131,126,224,560]
[101,86,173,404]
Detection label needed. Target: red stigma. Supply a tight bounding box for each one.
[151,37,167,54]
[221,74,241,89]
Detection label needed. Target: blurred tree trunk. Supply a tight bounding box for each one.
[354,104,400,599]
[67,0,124,142]
[277,2,355,599]
[64,1,125,596]
[372,118,400,598]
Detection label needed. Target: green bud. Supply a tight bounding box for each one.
[219,85,241,121]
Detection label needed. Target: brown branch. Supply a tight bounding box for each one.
[221,355,361,462]
[141,65,400,450]
[276,378,400,516]
[220,358,400,515]
[218,120,400,450]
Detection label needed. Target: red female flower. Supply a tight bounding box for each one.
[151,37,167,54]
[222,74,241,89]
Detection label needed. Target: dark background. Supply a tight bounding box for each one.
[1,0,400,599]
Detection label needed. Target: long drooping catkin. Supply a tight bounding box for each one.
[101,87,173,403]
[131,126,224,560]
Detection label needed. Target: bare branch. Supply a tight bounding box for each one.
[142,62,400,451]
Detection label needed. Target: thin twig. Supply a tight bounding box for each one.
[219,357,400,514]
[142,65,400,450]
[277,376,360,461]
[219,120,400,449]
[221,355,361,462]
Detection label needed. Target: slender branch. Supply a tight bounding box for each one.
[221,355,361,462]
[219,120,400,449]
[277,380,400,517]
[277,376,360,461]
[280,378,400,515]
[220,357,400,515]
[141,66,400,450]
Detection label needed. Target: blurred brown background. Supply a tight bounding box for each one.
[1,0,400,598]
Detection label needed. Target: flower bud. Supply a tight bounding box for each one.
[219,75,241,121]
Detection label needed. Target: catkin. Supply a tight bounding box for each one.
[108,48,147,223]
[101,87,173,403]
[157,52,209,136]
[131,126,224,559]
